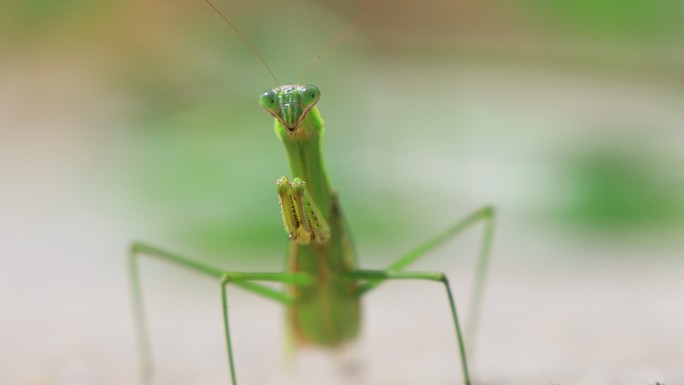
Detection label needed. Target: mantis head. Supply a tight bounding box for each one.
[259,84,321,134]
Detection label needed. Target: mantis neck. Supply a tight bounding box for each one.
[276,107,334,219]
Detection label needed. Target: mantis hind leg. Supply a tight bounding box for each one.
[128,241,311,385]
[349,270,471,385]
[358,206,496,359]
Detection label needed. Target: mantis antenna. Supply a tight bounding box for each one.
[297,0,387,83]
[203,0,386,84]
[203,0,280,85]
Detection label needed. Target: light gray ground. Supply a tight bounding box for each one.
[1,186,683,385]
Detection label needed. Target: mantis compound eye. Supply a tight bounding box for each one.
[259,89,279,112]
[300,85,320,107]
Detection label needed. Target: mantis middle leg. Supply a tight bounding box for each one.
[349,269,472,385]
[128,241,312,385]
[359,206,496,349]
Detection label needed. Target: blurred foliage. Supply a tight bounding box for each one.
[558,146,684,233]
[2,0,92,27]
[0,0,111,45]
[2,0,682,259]
[527,0,684,43]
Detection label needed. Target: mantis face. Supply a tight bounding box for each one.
[259,84,321,134]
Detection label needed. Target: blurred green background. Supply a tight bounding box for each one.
[1,0,683,384]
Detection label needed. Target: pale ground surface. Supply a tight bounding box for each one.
[1,182,683,385]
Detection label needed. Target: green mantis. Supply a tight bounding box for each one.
[128,1,496,384]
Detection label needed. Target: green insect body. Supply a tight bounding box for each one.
[268,86,360,347]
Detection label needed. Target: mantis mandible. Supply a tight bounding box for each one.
[128,1,496,384]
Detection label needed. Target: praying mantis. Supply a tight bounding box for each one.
[128,1,496,384]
